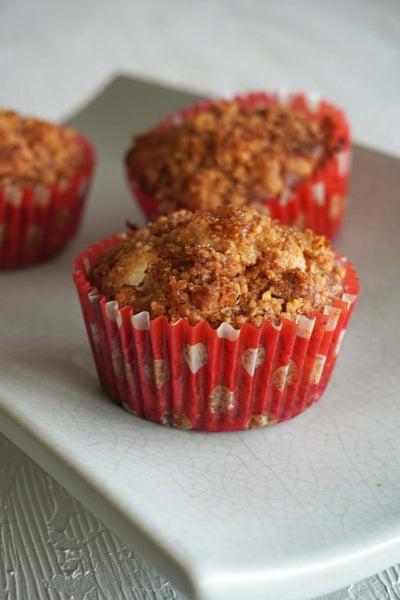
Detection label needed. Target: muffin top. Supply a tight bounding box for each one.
[126,99,340,212]
[0,109,87,187]
[89,206,345,328]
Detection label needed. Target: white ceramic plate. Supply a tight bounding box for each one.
[1,76,399,600]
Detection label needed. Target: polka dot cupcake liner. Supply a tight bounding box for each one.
[0,134,95,270]
[126,91,351,240]
[73,233,360,432]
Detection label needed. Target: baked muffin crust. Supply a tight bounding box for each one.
[0,109,87,187]
[126,100,340,212]
[89,206,345,328]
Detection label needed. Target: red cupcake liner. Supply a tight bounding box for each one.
[126,91,351,239]
[73,233,359,432]
[0,134,95,270]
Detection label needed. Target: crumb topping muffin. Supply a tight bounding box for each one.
[89,205,345,328]
[126,100,341,212]
[0,109,87,187]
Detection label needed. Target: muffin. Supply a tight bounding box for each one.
[73,205,359,432]
[0,109,95,269]
[125,91,351,239]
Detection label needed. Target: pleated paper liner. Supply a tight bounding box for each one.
[73,233,359,432]
[126,90,351,239]
[0,134,95,270]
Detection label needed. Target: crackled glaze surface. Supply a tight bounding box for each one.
[0,78,399,600]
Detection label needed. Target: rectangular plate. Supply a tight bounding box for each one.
[1,75,399,600]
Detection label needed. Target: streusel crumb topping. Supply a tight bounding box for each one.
[89,206,345,328]
[126,100,339,211]
[0,109,86,187]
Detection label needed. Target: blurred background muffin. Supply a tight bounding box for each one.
[126,91,350,239]
[0,109,95,270]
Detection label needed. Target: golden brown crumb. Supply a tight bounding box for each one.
[89,206,345,328]
[0,109,87,187]
[126,100,339,211]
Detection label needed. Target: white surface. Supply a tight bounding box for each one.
[1,75,400,600]
[0,0,400,159]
